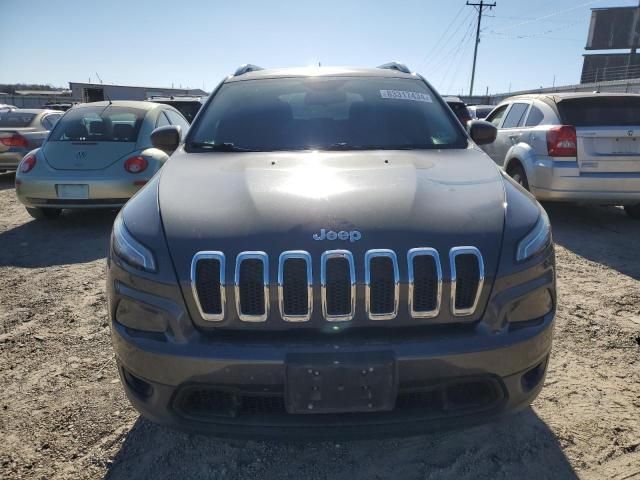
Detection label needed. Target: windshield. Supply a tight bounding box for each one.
[187,77,466,151]
[558,96,640,127]
[49,105,146,142]
[0,112,36,127]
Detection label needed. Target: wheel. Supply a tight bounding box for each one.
[26,207,62,220]
[624,204,640,219]
[507,163,529,190]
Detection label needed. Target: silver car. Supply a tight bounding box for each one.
[0,109,63,171]
[481,93,640,218]
[15,100,189,219]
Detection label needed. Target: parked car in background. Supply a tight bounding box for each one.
[480,92,640,218]
[108,63,555,438]
[42,102,76,112]
[468,104,494,120]
[444,96,471,125]
[146,95,207,123]
[15,100,189,219]
[0,104,17,112]
[0,109,63,172]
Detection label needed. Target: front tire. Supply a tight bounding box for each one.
[26,207,62,220]
[624,204,640,219]
[507,163,529,190]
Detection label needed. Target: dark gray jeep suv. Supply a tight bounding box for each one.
[107,63,555,438]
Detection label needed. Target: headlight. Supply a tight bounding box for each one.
[516,208,551,262]
[112,215,156,272]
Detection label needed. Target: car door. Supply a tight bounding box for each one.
[481,104,509,164]
[493,102,530,166]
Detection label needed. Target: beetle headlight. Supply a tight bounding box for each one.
[516,208,551,262]
[112,215,156,272]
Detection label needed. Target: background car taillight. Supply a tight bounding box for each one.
[19,154,36,173]
[124,156,148,173]
[546,125,577,157]
[0,133,28,148]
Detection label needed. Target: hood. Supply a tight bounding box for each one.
[159,147,507,283]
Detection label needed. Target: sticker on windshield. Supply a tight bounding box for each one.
[379,90,432,102]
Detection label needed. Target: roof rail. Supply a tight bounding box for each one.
[233,64,264,76]
[377,62,411,74]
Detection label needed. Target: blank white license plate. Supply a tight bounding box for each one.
[56,184,89,199]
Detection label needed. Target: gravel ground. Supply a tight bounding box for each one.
[1,170,639,480]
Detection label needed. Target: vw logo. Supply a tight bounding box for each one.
[76,151,87,160]
[628,130,634,137]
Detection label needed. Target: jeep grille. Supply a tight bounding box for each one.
[190,247,484,324]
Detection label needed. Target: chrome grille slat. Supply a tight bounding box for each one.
[321,250,356,322]
[235,251,269,322]
[408,248,442,318]
[278,251,313,322]
[449,246,484,317]
[365,249,399,320]
[191,251,226,322]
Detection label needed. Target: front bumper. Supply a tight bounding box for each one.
[15,176,144,209]
[530,158,640,203]
[112,312,554,439]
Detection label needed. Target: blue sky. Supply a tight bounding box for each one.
[1,0,637,95]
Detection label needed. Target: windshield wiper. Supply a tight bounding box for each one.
[188,142,257,152]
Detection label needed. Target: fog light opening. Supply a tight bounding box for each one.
[443,380,497,411]
[521,359,547,392]
[122,368,153,398]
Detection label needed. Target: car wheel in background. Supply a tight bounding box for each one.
[624,204,640,219]
[26,207,62,220]
[507,163,529,190]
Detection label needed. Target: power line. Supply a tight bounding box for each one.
[417,4,466,71]
[467,0,496,96]
[490,0,600,34]
[424,10,475,76]
[440,19,477,93]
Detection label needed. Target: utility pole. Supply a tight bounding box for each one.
[467,0,496,96]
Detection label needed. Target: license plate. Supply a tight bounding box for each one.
[285,352,396,414]
[56,184,89,199]
[612,138,640,155]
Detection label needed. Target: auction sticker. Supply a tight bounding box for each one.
[380,90,432,102]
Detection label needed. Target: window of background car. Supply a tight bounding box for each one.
[558,96,640,127]
[447,102,471,123]
[187,77,467,151]
[524,105,545,127]
[41,114,62,130]
[0,112,36,127]
[502,102,530,128]
[49,106,146,142]
[165,109,190,132]
[486,104,508,127]
[166,102,201,123]
[156,112,171,128]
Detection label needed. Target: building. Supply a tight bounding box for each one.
[69,82,207,103]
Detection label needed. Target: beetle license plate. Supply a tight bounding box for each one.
[56,184,89,199]
[285,352,396,414]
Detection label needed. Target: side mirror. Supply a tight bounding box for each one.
[151,125,181,154]
[467,120,497,145]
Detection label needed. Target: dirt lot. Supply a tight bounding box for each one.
[1,171,639,480]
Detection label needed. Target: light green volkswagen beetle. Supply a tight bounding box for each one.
[15,100,189,219]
